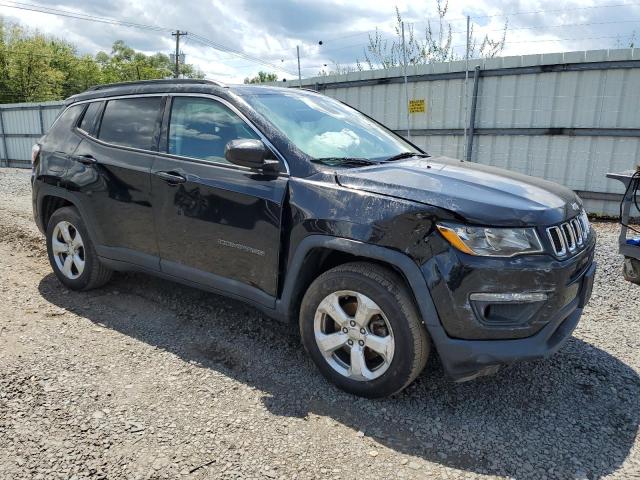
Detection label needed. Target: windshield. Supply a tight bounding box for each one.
[242,91,419,161]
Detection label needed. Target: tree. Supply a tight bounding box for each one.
[317,61,360,76]
[95,40,204,82]
[244,71,278,84]
[616,31,636,49]
[361,3,508,70]
[0,18,204,103]
[0,20,68,102]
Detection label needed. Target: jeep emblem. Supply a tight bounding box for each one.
[571,202,579,211]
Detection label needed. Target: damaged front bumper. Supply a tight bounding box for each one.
[421,233,597,381]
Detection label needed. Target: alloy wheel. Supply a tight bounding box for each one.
[313,290,395,381]
[51,220,85,280]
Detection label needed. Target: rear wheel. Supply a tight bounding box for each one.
[299,262,430,398]
[46,206,112,291]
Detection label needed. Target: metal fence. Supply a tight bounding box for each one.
[2,49,639,215]
[0,101,64,168]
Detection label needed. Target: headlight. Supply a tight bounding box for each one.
[436,222,544,257]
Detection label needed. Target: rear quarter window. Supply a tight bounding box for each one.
[98,97,163,150]
[42,104,85,150]
[49,104,84,135]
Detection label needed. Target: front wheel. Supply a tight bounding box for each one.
[299,262,430,398]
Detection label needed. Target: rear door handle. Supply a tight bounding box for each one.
[71,154,97,165]
[156,171,186,184]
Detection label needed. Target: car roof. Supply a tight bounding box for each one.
[65,79,318,105]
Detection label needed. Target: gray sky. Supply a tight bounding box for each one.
[1,0,639,83]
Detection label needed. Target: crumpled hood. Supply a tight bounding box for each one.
[335,156,582,226]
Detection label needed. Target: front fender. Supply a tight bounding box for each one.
[277,234,442,328]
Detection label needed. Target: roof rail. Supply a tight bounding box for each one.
[298,87,320,93]
[88,78,226,91]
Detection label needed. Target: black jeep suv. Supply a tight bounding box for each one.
[31,79,596,398]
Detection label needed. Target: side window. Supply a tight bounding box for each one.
[78,101,103,136]
[98,97,162,150]
[168,96,259,164]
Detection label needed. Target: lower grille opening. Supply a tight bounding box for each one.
[471,297,547,328]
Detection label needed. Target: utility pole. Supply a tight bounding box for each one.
[463,16,470,161]
[296,45,302,87]
[172,30,187,79]
[401,21,410,140]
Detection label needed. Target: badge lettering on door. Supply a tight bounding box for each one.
[218,239,265,256]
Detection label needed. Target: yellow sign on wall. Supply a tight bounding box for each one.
[408,99,426,114]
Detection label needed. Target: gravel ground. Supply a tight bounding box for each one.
[0,167,639,480]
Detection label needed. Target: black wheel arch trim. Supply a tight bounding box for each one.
[277,235,469,372]
[277,235,445,330]
[35,183,102,243]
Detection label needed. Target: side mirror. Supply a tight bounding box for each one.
[224,138,279,171]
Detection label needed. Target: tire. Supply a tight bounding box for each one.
[46,206,112,291]
[299,261,430,398]
[623,257,640,285]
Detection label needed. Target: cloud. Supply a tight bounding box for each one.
[0,0,639,83]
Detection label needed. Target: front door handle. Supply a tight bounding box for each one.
[71,154,97,165]
[156,171,186,184]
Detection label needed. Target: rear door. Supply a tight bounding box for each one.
[151,95,288,305]
[68,95,164,269]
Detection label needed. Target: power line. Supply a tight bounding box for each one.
[0,1,297,76]
[305,19,640,61]
[301,18,640,60]
[188,34,297,76]
[407,1,640,25]
[442,18,640,35]
[266,31,378,57]
[487,18,640,33]
[280,5,640,57]
[498,32,637,45]
[305,19,639,58]
[265,28,407,60]
[0,1,170,32]
[301,38,387,59]
[2,0,639,79]
[449,32,637,50]
[467,1,640,20]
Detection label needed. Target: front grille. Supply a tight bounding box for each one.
[546,211,590,257]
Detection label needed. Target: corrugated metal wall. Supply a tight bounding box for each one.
[2,49,639,215]
[298,48,640,216]
[0,101,64,168]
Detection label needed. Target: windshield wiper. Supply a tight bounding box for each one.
[310,157,379,167]
[384,152,429,162]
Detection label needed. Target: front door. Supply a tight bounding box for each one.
[151,95,288,306]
